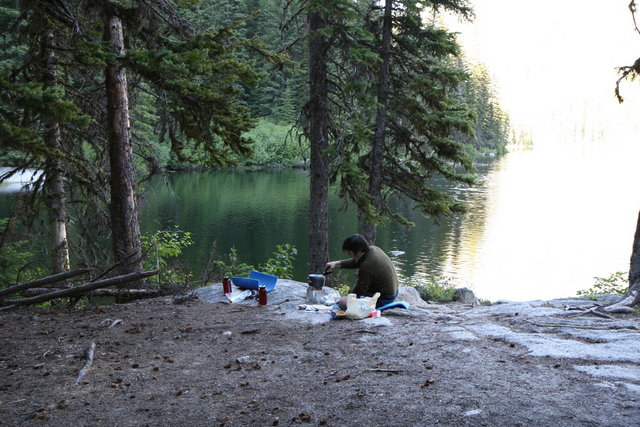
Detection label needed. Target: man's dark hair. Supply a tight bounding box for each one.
[342,234,370,253]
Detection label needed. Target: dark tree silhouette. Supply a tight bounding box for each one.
[607,0,640,311]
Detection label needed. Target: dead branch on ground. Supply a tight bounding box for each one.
[72,342,96,387]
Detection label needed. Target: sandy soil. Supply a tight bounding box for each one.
[1,293,639,426]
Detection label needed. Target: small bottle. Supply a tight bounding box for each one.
[222,276,232,294]
[258,285,267,306]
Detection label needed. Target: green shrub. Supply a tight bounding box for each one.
[333,282,351,297]
[208,246,255,282]
[259,243,297,279]
[577,272,629,298]
[0,218,46,285]
[141,225,194,288]
[404,274,457,302]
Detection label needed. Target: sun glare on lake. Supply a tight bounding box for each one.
[438,1,640,300]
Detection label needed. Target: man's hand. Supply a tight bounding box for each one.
[324,261,340,273]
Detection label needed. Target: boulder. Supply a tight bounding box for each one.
[397,286,430,308]
[453,287,479,305]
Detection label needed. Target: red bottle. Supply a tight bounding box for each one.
[258,285,267,306]
[222,276,232,294]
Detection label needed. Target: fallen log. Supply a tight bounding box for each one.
[21,288,166,298]
[0,270,159,311]
[0,268,92,298]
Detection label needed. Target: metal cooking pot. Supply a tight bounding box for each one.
[307,274,325,290]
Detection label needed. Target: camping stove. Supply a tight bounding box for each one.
[306,274,325,304]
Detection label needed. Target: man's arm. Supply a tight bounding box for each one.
[325,258,356,272]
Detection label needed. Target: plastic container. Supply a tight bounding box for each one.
[232,271,278,292]
[345,292,380,320]
[306,286,324,304]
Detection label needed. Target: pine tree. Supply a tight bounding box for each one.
[104,12,143,280]
[608,0,640,310]
[0,0,92,277]
[457,62,510,155]
[1,0,269,279]
[333,0,477,242]
[306,0,331,275]
[40,10,71,275]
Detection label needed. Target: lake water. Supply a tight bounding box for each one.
[2,142,639,302]
[135,141,640,301]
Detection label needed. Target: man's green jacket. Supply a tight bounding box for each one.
[340,246,399,296]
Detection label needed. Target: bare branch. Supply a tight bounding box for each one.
[630,0,640,35]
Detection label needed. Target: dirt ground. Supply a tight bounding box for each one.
[1,295,639,426]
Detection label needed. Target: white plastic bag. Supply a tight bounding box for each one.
[225,289,251,303]
[345,292,380,320]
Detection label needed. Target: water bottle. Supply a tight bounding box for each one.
[222,276,232,294]
[258,285,267,306]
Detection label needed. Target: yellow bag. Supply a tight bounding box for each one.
[345,292,380,320]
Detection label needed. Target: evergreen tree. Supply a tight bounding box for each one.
[608,0,640,309]
[40,10,71,274]
[333,0,477,242]
[103,11,143,280]
[306,0,331,275]
[457,61,509,155]
[245,0,307,122]
[86,0,267,275]
[1,0,268,279]
[0,0,93,277]
[300,0,375,273]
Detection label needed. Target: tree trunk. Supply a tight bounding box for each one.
[41,23,70,276]
[105,15,143,284]
[604,210,640,312]
[362,0,393,245]
[621,210,640,305]
[628,210,640,292]
[307,7,330,276]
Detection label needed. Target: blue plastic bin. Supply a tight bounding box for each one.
[231,270,278,292]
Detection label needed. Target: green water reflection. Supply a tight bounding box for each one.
[138,167,487,286]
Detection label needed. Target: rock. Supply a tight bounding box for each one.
[361,317,393,327]
[191,279,340,306]
[453,287,479,305]
[191,281,430,324]
[397,286,429,308]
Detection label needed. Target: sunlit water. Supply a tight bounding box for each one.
[2,141,639,302]
[426,143,640,301]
